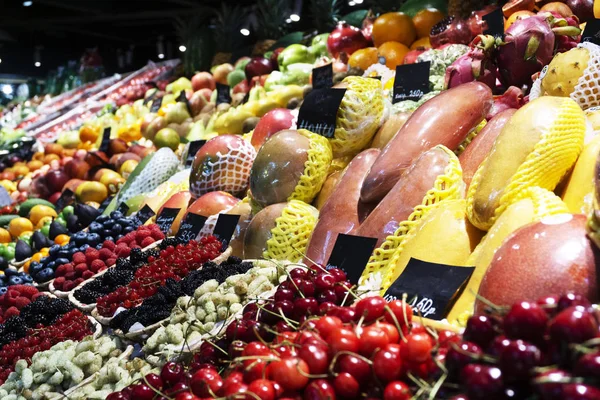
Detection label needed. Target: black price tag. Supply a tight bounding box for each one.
[156,207,180,234]
[0,187,11,207]
[241,91,250,104]
[312,63,333,89]
[216,83,232,105]
[99,127,111,153]
[383,258,475,320]
[55,189,75,212]
[297,88,346,138]
[117,202,130,215]
[133,204,155,225]
[370,76,382,81]
[582,19,600,45]
[213,214,240,247]
[482,8,505,39]
[326,233,378,285]
[150,97,163,113]
[176,212,208,243]
[177,90,193,115]
[185,140,206,168]
[144,89,157,106]
[393,62,431,103]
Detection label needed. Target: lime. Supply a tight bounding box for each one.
[40,224,50,237]
[62,205,74,218]
[154,128,181,151]
[56,217,66,227]
[5,247,15,261]
[0,244,7,258]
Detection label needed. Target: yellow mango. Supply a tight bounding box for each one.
[562,134,600,214]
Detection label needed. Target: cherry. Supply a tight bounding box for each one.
[503,301,548,343]
[226,320,250,342]
[537,295,559,314]
[330,306,357,323]
[299,342,330,374]
[438,329,460,348]
[317,289,338,304]
[464,315,496,348]
[129,384,155,400]
[338,354,372,384]
[166,382,190,396]
[274,288,295,302]
[384,299,413,327]
[293,298,319,319]
[373,344,403,382]
[358,325,391,357]
[328,327,360,354]
[161,362,184,387]
[299,280,316,297]
[229,340,246,359]
[175,393,200,400]
[574,352,600,379]
[319,302,337,315]
[335,282,352,305]
[328,268,346,282]
[334,372,360,398]
[446,341,482,377]
[190,368,223,397]
[315,273,336,292]
[304,379,336,400]
[267,357,309,391]
[402,332,433,364]
[272,343,298,359]
[223,381,248,396]
[247,379,276,400]
[461,364,504,400]
[355,296,386,322]
[274,321,294,333]
[375,322,400,344]
[561,383,600,400]
[243,342,271,357]
[289,268,307,280]
[498,339,541,381]
[533,369,571,400]
[549,306,598,344]
[144,373,163,390]
[259,302,281,324]
[107,393,129,400]
[383,381,411,400]
[556,293,592,312]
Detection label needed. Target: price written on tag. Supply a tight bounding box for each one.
[176,212,208,243]
[133,204,155,226]
[150,97,163,113]
[156,207,180,235]
[117,202,130,215]
[55,189,75,212]
[0,187,11,207]
[312,63,333,89]
[297,88,347,138]
[482,8,505,39]
[99,127,111,153]
[177,90,193,115]
[216,83,232,105]
[393,62,430,103]
[326,233,378,285]
[582,19,600,45]
[213,214,241,246]
[185,140,206,168]
[383,258,475,320]
[143,89,158,105]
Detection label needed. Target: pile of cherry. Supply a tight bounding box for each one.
[106,264,600,400]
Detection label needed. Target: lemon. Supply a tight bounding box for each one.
[154,128,181,151]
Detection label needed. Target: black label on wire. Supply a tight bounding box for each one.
[144,89,157,106]
[156,207,180,235]
[99,127,111,153]
[150,97,163,113]
[117,202,130,215]
[312,63,333,89]
[177,90,193,115]
[383,258,475,320]
[393,62,431,103]
[582,19,600,45]
[186,140,206,168]
[216,83,232,105]
[176,212,208,243]
[297,88,346,138]
[482,8,505,39]
[241,91,250,104]
[326,233,378,285]
[213,214,240,247]
[55,189,75,212]
[133,204,155,225]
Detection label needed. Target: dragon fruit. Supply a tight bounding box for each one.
[497,12,581,88]
[487,86,525,119]
[430,16,474,48]
[444,35,498,91]
[548,12,581,53]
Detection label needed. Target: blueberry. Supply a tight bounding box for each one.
[104,236,115,243]
[89,222,103,233]
[4,268,17,277]
[110,211,123,220]
[22,274,33,283]
[69,247,79,256]
[124,226,135,234]
[87,233,101,246]
[49,244,61,256]
[96,215,109,223]
[46,261,56,270]
[0,287,7,295]
[30,262,43,274]
[102,229,113,238]
[58,249,70,258]
[0,257,7,271]
[8,276,23,285]
[80,244,90,252]
[55,258,70,266]
[117,218,129,226]
[111,224,123,235]
[37,267,54,282]
[73,232,87,245]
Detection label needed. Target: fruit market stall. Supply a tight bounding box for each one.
[0,0,599,399]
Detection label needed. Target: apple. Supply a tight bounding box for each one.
[232,80,249,94]
[45,169,71,194]
[63,179,85,193]
[327,22,369,58]
[404,49,427,64]
[108,138,128,156]
[270,47,285,70]
[251,108,295,150]
[197,88,213,102]
[157,191,193,235]
[245,58,273,84]
[213,63,234,85]
[186,191,240,218]
[48,192,61,204]
[192,72,216,91]
[189,91,209,116]
[64,158,91,180]
[44,143,64,155]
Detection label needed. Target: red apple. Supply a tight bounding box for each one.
[64,158,91,180]
[251,108,295,150]
[270,47,285,70]
[157,191,193,236]
[48,192,62,204]
[404,49,426,64]
[327,22,369,58]
[213,64,234,85]
[45,169,71,194]
[187,191,240,217]
[192,72,216,91]
[190,91,209,116]
[232,80,249,94]
[63,179,85,193]
[197,88,213,102]
[566,0,593,22]
[245,57,273,84]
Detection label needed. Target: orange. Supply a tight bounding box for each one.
[54,234,70,246]
[79,124,100,143]
[372,12,417,48]
[43,154,60,164]
[413,8,445,39]
[0,228,10,244]
[410,37,432,50]
[348,47,380,70]
[505,10,534,30]
[27,160,43,171]
[378,42,411,70]
[8,217,33,239]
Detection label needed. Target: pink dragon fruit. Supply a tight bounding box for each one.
[497,12,581,89]
[487,86,525,119]
[547,11,581,53]
[444,35,498,91]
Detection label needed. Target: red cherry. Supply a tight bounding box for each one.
[333,372,359,398]
[175,393,200,400]
[401,332,433,364]
[461,364,504,400]
[561,383,600,400]
[549,306,598,344]
[267,357,310,391]
[358,325,391,357]
[161,362,184,387]
[144,373,164,390]
[503,301,549,343]
[166,382,190,397]
[190,368,224,397]
[383,381,411,400]
[243,342,271,357]
[574,352,600,379]
[384,299,413,328]
[314,316,343,339]
[298,342,330,374]
[375,322,400,344]
[498,340,541,381]
[223,381,248,396]
[106,393,129,400]
[304,379,336,400]
[338,354,372,384]
[373,344,403,382]
[328,268,346,282]
[534,369,571,400]
[355,296,386,322]
[446,341,483,377]
[464,315,496,348]
[557,293,592,312]
[129,384,155,400]
[328,327,360,354]
[248,379,276,400]
[315,273,336,292]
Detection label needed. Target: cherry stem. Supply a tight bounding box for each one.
[383,304,408,343]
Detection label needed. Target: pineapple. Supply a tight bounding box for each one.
[309,0,342,33]
[254,0,290,55]
[174,15,215,75]
[213,4,248,65]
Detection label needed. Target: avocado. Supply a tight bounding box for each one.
[49,220,68,240]
[15,240,33,262]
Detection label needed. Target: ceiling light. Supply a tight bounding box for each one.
[23,1,32,6]
[240,28,250,36]
[158,54,165,59]
[348,1,356,5]
[354,0,363,3]
[2,85,12,95]
[290,14,300,22]
[0,58,2,64]
[34,61,41,67]
[286,18,292,23]
[179,45,186,52]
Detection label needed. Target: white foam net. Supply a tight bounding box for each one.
[571,41,600,110]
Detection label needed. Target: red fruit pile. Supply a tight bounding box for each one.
[0,309,92,383]
[53,224,165,292]
[0,285,47,323]
[96,236,222,317]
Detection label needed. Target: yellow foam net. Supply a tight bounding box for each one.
[360,145,464,291]
[455,119,487,156]
[287,129,333,204]
[264,200,319,262]
[466,98,585,230]
[330,76,385,158]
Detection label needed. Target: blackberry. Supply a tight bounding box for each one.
[130,248,144,264]
[116,258,133,270]
[160,238,179,249]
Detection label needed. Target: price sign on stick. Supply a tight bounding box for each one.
[326,233,378,285]
[176,213,208,243]
[213,214,241,247]
[297,88,346,138]
[393,62,431,103]
[156,208,180,235]
[133,205,155,226]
